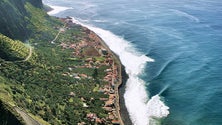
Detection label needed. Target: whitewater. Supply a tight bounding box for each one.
[47,5,170,125]
[44,0,222,125]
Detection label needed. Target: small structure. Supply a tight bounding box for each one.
[69,92,75,97]
[103,107,112,112]
[78,122,86,125]
[112,120,121,125]
[105,100,114,107]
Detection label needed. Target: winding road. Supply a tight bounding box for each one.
[50,24,66,44]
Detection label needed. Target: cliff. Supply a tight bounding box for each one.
[0,0,43,41]
[0,0,126,124]
[0,0,44,124]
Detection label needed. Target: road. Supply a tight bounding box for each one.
[15,107,41,125]
[50,24,66,44]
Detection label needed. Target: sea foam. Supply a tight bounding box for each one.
[47,5,73,15]
[48,6,169,125]
[72,18,169,125]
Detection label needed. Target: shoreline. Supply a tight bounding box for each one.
[47,5,132,124]
[59,16,132,124]
[86,26,132,125]
[119,66,132,125]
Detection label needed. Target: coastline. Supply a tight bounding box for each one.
[84,26,132,125]
[119,66,132,125]
[47,6,132,124]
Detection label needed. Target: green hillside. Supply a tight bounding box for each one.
[0,34,30,61]
[0,0,116,124]
[0,0,57,41]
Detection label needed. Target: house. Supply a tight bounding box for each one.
[103,107,112,112]
[99,98,108,101]
[86,113,97,121]
[80,74,88,78]
[105,100,114,107]
[112,120,120,125]
[77,122,86,125]
[95,118,102,124]
[109,94,115,100]
[108,114,115,120]
[69,92,75,97]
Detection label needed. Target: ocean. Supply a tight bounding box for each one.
[43,0,222,125]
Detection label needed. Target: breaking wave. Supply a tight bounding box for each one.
[72,18,169,125]
[47,5,170,125]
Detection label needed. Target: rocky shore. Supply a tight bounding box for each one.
[119,66,133,125]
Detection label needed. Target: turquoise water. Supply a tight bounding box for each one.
[44,0,222,124]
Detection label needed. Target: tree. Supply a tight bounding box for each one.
[92,68,98,79]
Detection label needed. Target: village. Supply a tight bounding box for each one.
[57,17,123,125]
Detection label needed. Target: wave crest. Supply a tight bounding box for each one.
[170,9,200,23]
[72,17,169,125]
[147,95,170,118]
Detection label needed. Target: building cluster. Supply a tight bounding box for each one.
[62,71,91,80]
[99,63,121,124]
[60,17,122,124]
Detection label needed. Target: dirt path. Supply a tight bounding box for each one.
[15,107,41,125]
[50,29,62,43]
[24,46,32,61]
[50,24,66,43]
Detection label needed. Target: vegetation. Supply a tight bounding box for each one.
[0,0,113,125]
[0,77,25,125]
[0,34,35,62]
[0,100,24,125]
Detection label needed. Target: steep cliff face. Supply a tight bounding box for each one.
[27,0,43,8]
[0,1,44,124]
[0,0,43,41]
